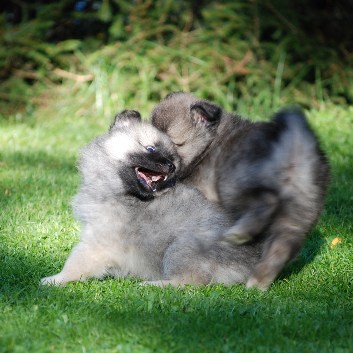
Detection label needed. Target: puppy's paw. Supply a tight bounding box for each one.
[40,274,66,286]
[245,276,270,291]
[225,232,251,245]
[223,224,253,245]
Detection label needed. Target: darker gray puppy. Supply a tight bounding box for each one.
[41,110,262,287]
[151,92,330,290]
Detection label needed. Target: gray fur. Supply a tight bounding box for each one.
[41,110,262,287]
[151,92,330,290]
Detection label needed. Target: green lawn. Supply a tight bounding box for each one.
[0,99,352,353]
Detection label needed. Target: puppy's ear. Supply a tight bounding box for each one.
[190,101,221,126]
[110,110,142,131]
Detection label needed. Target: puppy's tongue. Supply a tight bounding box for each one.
[136,168,167,191]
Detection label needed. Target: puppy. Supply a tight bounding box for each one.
[151,92,330,289]
[41,110,262,287]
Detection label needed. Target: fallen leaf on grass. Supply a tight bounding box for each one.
[330,237,342,248]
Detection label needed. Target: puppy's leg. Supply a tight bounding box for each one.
[246,225,305,290]
[224,190,279,244]
[41,242,109,286]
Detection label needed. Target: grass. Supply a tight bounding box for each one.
[0,85,352,353]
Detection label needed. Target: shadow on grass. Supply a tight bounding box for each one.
[0,244,352,353]
[279,228,326,281]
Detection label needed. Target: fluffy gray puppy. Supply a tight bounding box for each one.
[151,92,330,290]
[41,110,262,287]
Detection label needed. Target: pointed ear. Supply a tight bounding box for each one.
[190,101,222,126]
[109,110,142,131]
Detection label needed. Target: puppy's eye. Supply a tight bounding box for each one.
[146,146,156,153]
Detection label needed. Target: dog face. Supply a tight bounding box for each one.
[80,110,180,201]
[151,92,222,177]
[109,110,179,200]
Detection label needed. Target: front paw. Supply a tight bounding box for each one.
[245,276,270,291]
[40,274,66,286]
[225,232,251,245]
[246,264,275,291]
[223,230,251,246]
[223,224,253,245]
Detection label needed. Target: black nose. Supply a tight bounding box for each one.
[161,158,175,173]
[156,155,176,173]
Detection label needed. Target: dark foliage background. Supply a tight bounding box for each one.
[1,0,352,118]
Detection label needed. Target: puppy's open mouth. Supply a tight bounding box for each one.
[135,167,168,192]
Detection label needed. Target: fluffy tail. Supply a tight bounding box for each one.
[271,108,329,201]
[246,108,330,289]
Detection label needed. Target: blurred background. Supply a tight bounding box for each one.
[1,0,352,121]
